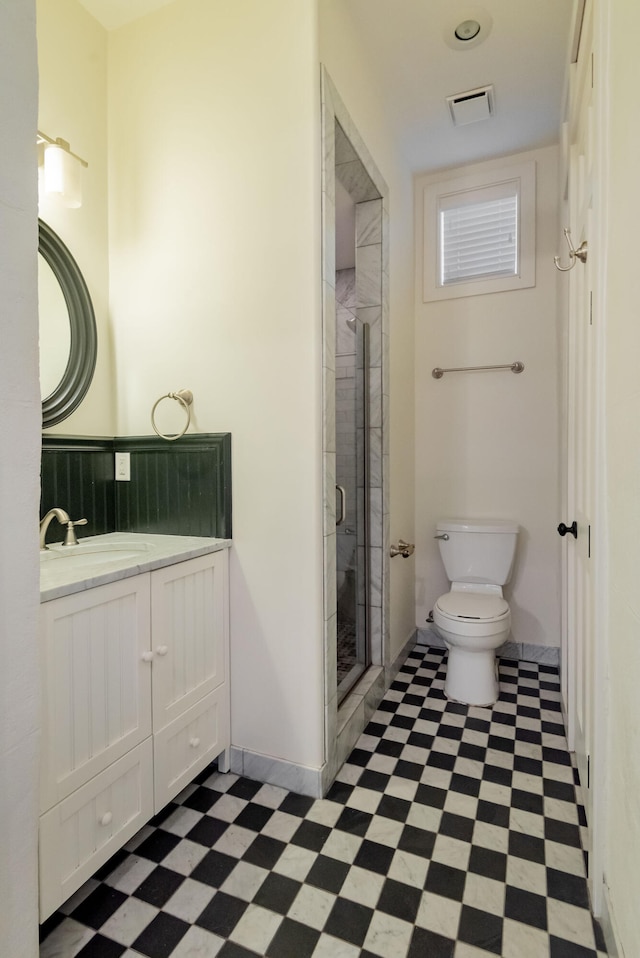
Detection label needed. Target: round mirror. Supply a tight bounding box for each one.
[39,219,97,428]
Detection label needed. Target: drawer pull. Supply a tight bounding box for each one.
[99,812,113,827]
[156,645,169,656]
[141,651,154,662]
[189,737,201,749]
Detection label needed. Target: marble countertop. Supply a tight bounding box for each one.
[41,532,232,603]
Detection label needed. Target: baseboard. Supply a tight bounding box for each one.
[228,745,324,799]
[600,879,622,957]
[415,627,560,666]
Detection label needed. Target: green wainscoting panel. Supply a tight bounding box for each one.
[114,434,231,539]
[40,433,231,543]
[41,436,116,544]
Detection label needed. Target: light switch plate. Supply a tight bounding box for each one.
[115,452,131,481]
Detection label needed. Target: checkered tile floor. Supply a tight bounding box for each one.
[40,646,608,957]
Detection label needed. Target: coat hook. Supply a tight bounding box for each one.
[554,228,588,272]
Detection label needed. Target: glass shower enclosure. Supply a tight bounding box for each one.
[335,274,370,702]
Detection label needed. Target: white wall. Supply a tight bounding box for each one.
[415,147,561,651]
[108,0,325,769]
[602,0,640,950]
[38,0,114,437]
[0,2,41,954]
[319,0,416,664]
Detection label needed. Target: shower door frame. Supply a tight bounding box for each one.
[320,67,390,790]
[335,317,371,703]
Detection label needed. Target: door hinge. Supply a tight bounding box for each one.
[587,754,590,789]
[588,524,591,558]
[591,52,594,88]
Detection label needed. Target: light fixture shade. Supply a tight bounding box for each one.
[43,143,82,208]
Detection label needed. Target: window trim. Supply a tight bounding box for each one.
[423,160,536,302]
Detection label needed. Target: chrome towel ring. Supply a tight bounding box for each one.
[151,388,193,441]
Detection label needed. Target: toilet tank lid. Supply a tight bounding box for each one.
[437,518,519,534]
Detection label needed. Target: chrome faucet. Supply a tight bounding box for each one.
[39,508,88,550]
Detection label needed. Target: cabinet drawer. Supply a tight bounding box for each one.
[40,576,152,812]
[153,686,229,812]
[39,739,153,922]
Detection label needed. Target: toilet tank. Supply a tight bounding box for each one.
[436,518,519,586]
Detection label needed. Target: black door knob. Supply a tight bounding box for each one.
[557,521,578,539]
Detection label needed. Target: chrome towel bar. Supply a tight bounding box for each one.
[432,361,524,380]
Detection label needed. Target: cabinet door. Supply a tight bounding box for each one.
[39,739,153,922]
[151,551,228,731]
[40,576,152,813]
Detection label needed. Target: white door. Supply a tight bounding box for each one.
[562,0,599,886]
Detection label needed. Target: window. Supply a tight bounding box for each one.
[423,160,535,302]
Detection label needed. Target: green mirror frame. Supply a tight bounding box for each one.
[39,219,97,428]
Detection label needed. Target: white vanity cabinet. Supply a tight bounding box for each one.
[150,554,230,808]
[39,548,229,921]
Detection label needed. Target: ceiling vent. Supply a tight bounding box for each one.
[447,85,494,126]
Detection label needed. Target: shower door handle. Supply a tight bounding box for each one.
[336,485,346,526]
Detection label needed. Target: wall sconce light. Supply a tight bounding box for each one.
[37,130,88,209]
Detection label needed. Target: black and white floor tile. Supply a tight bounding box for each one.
[40,647,608,958]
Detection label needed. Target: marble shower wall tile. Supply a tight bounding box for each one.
[323,451,336,536]
[323,693,339,790]
[324,532,337,623]
[356,199,383,247]
[330,77,388,200]
[335,120,358,165]
[336,268,357,309]
[370,487,383,547]
[324,612,338,703]
[356,243,382,307]
[323,364,336,454]
[323,281,336,372]
[321,90,336,206]
[336,696,365,768]
[382,206,390,274]
[369,367,382,428]
[369,427,382,487]
[369,606,382,663]
[370,546,382,609]
[322,186,336,283]
[336,307,357,355]
[336,160,379,204]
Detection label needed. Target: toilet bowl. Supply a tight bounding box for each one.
[433,588,511,706]
[432,518,518,707]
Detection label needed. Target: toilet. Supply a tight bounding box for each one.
[432,518,519,707]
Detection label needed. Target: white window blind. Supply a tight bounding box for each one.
[438,180,519,287]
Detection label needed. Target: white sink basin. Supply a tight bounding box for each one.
[41,540,150,566]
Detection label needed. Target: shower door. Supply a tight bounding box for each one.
[336,315,370,702]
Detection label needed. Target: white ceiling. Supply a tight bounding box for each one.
[342,0,575,173]
[78,0,174,31]
[78,0,574,173]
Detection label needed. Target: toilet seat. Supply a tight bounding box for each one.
[435,591,509,623]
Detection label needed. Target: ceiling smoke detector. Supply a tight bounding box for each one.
[446,85,495,126]
[443,6,493,51]
[455,19,481,41]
